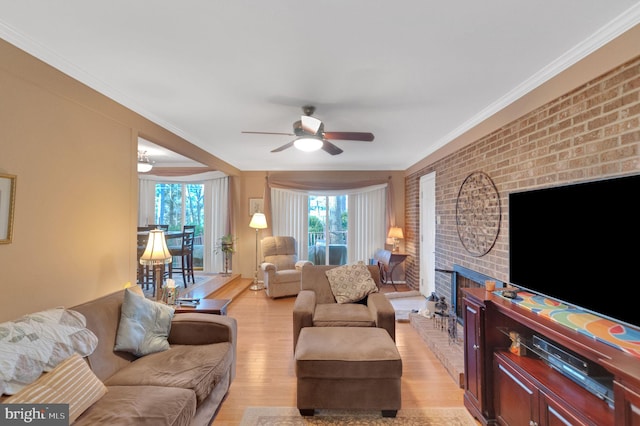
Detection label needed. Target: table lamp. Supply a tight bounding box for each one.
[388,226,404,252]
[139,229,172,300]
[249,212,268,291]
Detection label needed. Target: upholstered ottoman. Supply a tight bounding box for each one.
[294,327,402,417]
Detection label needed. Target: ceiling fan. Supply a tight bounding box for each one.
[242,105,374,155]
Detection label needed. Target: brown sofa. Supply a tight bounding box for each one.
[70,288,237,426]
[292,264,396,350]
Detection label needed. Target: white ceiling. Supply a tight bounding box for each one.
[2,1,640,171]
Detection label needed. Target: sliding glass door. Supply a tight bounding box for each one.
[308,195,348,265]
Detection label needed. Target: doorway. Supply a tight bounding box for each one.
[419,172,436,296]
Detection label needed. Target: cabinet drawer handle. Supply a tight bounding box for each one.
[529,421,538,426]
[473,344,480,350]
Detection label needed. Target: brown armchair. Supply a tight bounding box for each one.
[260,236,312,298]
[292,263,396,350]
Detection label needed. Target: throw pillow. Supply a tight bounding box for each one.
[114,288,174,357]
[325,261,379,304]
[0,308,98,396]
[4,353,107,424]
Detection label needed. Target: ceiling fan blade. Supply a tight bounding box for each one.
[321,140,343,155]
[323,131,374,142]
[271,141,295,153]
[301,116,323,134]
[242,131,295,136]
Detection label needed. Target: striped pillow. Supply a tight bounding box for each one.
[4,353,107,424]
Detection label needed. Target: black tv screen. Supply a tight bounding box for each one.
[509,174,639,329]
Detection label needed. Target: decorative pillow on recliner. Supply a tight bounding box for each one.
[0,308,98,396]
[114,288,174,357]
[325,261,379,304]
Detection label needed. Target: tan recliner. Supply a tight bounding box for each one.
[292,264,396,350]
[260,236,312,298]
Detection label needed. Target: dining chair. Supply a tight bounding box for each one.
[170,225,196,286]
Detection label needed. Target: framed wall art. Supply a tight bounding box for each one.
[455,171,501,257]
[0,173,16,244]
[249,198,264,216]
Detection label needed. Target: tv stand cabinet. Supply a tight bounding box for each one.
[462,288,640,425]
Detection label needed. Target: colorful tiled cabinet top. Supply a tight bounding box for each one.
[497,291,640,359]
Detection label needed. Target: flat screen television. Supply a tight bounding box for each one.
[509,173,639,330]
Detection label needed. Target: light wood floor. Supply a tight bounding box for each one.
[212,284,467,425]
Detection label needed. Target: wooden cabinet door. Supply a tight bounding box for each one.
[540,391,593,426]
[494,354,538,426]
[464,298,484,417]
[615,381,640,426]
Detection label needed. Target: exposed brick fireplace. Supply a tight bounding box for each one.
[451,264,504,323]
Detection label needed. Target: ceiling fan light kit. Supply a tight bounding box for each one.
[242,105,374,156]
[293,136,323,152]
[137,150,153,173]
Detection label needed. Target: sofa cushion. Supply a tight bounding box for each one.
[0,308,98,395]
[325,262,379,304]
[104,342,233,405]
[74,385,195,426]
[4,353,107,424]
[313,304,376,327]
[114,288,174,357]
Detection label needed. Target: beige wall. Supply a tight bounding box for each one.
[0,40,239,322]
[0,42,136,321]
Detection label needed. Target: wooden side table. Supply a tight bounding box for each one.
[174,298,231,315]
[379,252,408,290]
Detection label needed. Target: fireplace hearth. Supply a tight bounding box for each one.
[409,265,504,387]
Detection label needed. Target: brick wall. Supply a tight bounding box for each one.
[405,55,640,303]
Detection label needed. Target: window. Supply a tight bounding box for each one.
[271,184,387,265]
[139,171,229,274]
[155,183,205,269]
[308,195,348,265]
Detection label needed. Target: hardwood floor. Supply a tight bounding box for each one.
[212,285,467,425]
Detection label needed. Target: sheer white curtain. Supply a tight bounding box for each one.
[347,184,387,263]
[270,188,309,259]
[138,171,228,273]
[138,179,156,226]
[204,176,229,273]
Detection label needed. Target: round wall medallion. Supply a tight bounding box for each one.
[455,171,501,257]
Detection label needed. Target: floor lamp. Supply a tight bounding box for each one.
[249,212,268,291]
[139,229,172,300]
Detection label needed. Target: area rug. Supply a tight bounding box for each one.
[385,290,426,322]
[239,406,476,425]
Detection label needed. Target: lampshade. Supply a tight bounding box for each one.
[293,136,323,152]
[388,226,404,239]
[249,212,268,229]
[137,151,153,173]
[140,229,172,265]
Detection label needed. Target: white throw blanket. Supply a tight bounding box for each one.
[385,291,426,321]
